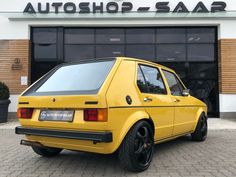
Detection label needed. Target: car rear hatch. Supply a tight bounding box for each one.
[17,58,118,132]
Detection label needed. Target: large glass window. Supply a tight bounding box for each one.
[64,45,95,62]
[126,28,155,44]
[33,28,57,44]
[187,28,215,43]
[156,44,186,62]
[32,26,218,116]
[64,28,95,44]
[34,44,57,60]
[187,44,215,62]
[188,63,217,80]
[33,28,58,61]
[138,65,166,95]
[126,45,155,61]
[33,60,115,95]
[96,45,124,58]
[156,28,186,43]
[95,28,124,44]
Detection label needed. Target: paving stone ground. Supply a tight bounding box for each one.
[1,127,236,177]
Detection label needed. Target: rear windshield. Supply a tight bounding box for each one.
[26,59,115,96]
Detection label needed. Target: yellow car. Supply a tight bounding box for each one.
[16,57,207,172]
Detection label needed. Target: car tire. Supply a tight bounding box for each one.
[32,146,62,157]
[118,121,154,172]
[191,114,208,142]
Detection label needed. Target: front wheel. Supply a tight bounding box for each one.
[32,146,62,157]
[118,121,154,172]
[191,114,208,141]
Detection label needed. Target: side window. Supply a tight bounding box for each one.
[137,65,166,94]
[163,70,184,96]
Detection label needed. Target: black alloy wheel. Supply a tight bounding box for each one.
[119,121,154,172]
[191,114,208,141]
[134,126,153,167]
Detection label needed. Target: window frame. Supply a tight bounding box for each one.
[136,63,167,95]
[162,69,186,96]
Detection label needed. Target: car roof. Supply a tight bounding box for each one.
[116,57,175,73]
[61,57,175,73]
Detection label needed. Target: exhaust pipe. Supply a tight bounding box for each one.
[20,140,44,147]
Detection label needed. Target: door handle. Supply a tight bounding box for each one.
[173,98,180,103]
[144,97,152,102]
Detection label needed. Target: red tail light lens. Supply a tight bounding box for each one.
[84,109,107,122]
[17,108,33,119]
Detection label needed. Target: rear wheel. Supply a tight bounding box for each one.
[32,146,62,157]
[191,114,208,141]
[118,121,154,172]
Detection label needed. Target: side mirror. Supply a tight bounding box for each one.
[182,89,190,96]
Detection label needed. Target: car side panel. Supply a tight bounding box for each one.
[172,96,200,135]
[135,63,175,141]
[107,109,151,153]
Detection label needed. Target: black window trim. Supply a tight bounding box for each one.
[162,69,186,96]
[137,63,167,95]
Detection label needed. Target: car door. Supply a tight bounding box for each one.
[162,70,197,136]
[136,64,174,141]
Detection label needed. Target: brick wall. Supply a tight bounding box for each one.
[219,39,236,94]
[0,40,30,94]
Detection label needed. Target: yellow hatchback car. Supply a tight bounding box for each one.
[16,57,207,172]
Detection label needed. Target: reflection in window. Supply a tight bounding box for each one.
[187,28,215,43]
[64,45,95,62]
[156,44,186,62]
[126,45,155,61]
[137,66,148,93]
[163,70,184,96]
[33,28,57,44]
[156,28,186,43]
[33,28,58,62]
[188,63,217,79]
[34,44,57,61]
[187,44,214,62]
[96,45,124,58]
[64,28,95,44]
[96,28,124,44]
[126,28,155,44]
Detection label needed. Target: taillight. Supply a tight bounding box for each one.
[84,109,107,122]
[17,108,33,119]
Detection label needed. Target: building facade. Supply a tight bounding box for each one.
[0,0,236,117]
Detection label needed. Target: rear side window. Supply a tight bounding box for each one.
[162,70,184,96]
[137,65,166,95]
[27,59,115,95]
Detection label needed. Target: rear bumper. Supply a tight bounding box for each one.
[15,126,113,143]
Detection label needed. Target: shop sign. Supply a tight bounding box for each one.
[23,1,226,14]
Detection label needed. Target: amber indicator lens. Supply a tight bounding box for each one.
[84,109,107,122]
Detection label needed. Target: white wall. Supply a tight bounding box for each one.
[9,95,18,112]
[220,94,236,113]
